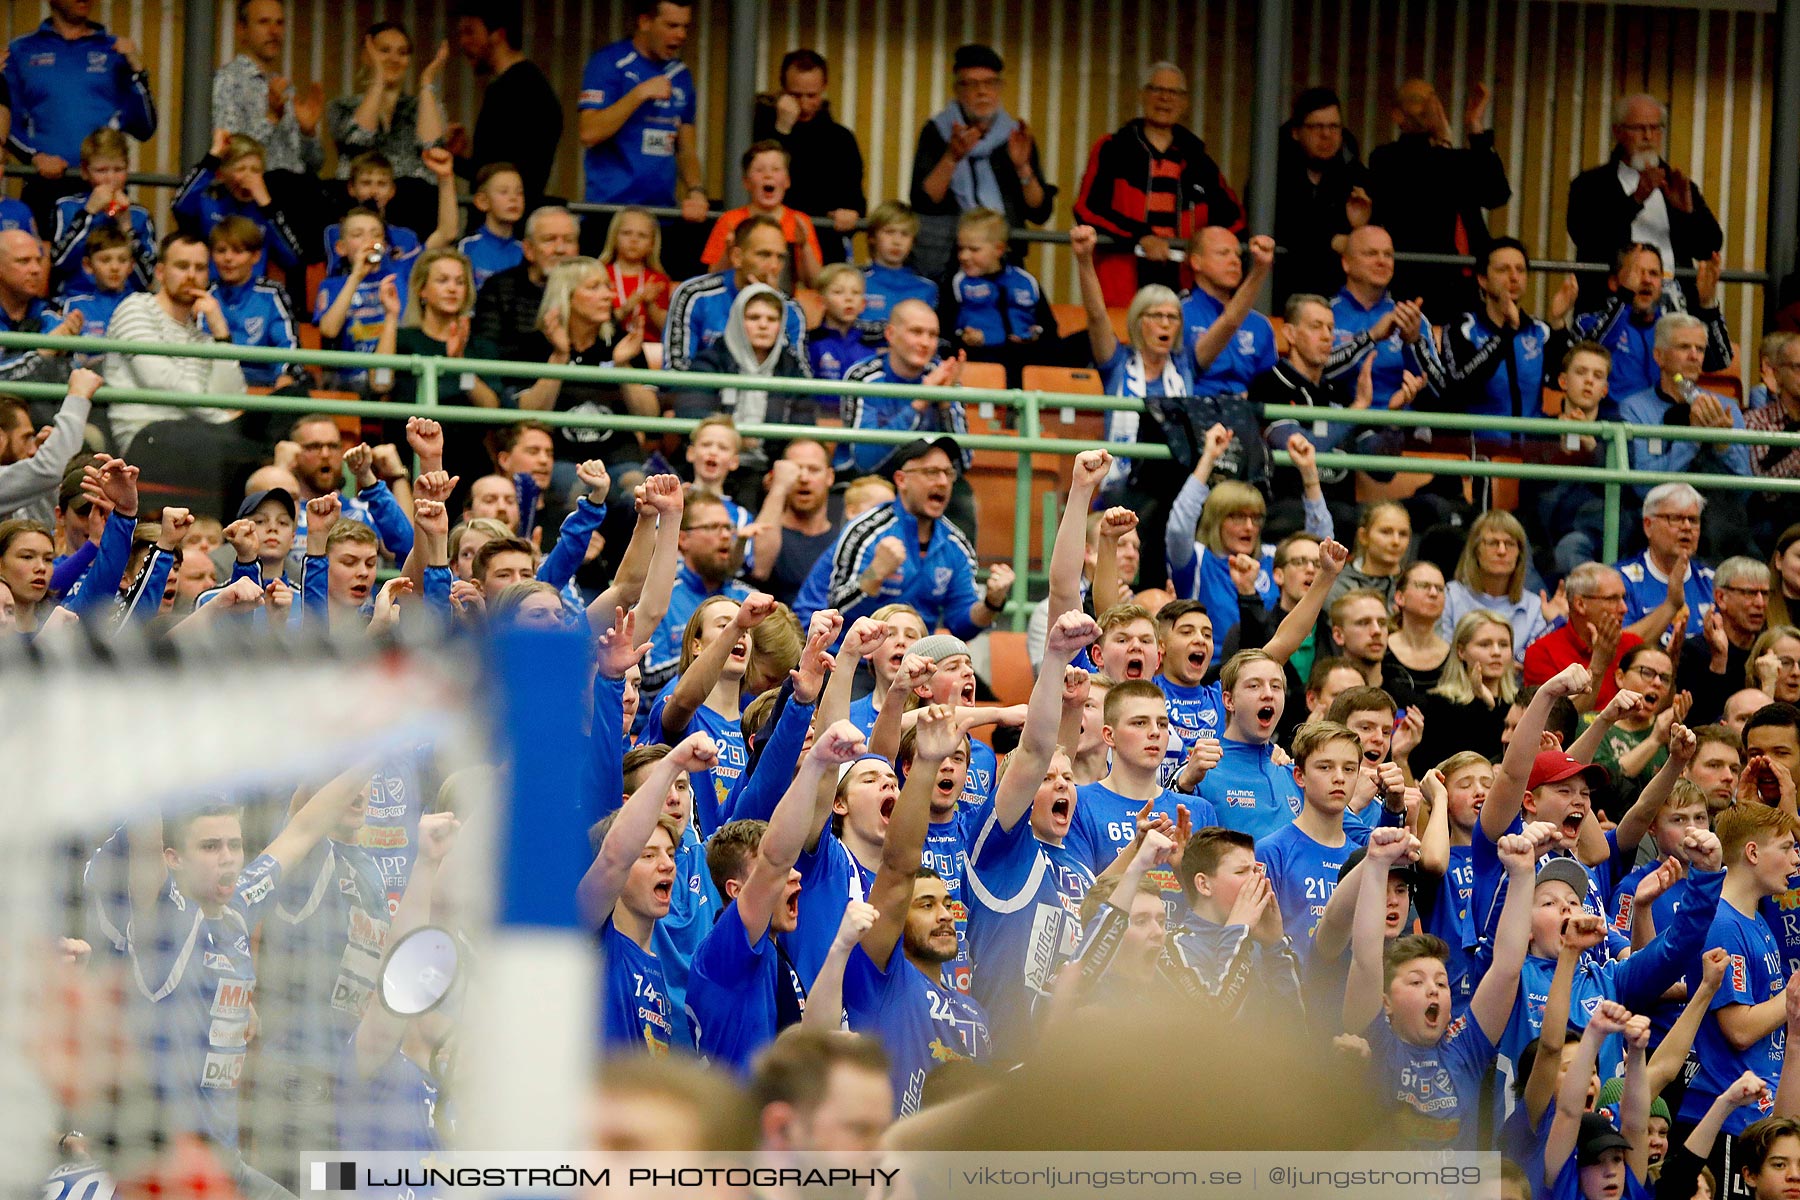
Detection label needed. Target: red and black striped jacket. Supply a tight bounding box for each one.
[1073,119,1245,246]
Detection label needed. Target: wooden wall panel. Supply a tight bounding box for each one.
[0,1,1777,344]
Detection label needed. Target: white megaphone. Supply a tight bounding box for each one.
[379,925,462,1017]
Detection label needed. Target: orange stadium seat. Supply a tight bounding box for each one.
[984,631,1034,707]
[1051,303,1088,338]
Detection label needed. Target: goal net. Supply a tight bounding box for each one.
[0,636,526,1200]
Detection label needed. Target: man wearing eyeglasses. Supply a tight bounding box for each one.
[1566,93,1722,311]
[1523,561,1643,712]
[1615,482,1715,645]
[1072,62,1243,305]
[1678,556,1771,724]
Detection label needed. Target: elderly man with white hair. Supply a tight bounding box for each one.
[1072,61,1243,305]
[1613,481,1715,645]
[1619,312,1751,480]
[1566,92,1723,310]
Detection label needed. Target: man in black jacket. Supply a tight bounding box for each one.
[1073,62,1244,305]
[1367,78,1510,323]
[1566,93,1723,311]
[448,0,564,209]
[1269,87,1367,306]
[751,49,867,266]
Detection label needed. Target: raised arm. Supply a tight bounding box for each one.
[748,459,799,583]
[353,812,460,1077]
[1615,723,1696,852]
[859,705,953,969]
[1620,1014,1654,1183]
[804,901,877,1032]
[1543,1004,1630,1191]
[599,474,683,636]
[1053,449,1111,620]
[1469,822,1555,1042]
[263,762,380,874]
[578,732,714,925]
[869,653,929,763]
[1262,537,1350,663]
[1091,508,1136,614]
[1526,913,1606,1126]
[1068,225,1118,364]
[1481,664,1590,843]
[1650,947,1727,1097]
[1344,827,1421,1032]
[1190,236,1275,372]
[1567,686,1642,764]
[992,611,1099,831]
[737,721,867,941]
[661,592,772,741]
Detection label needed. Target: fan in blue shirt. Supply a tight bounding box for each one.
[1067,679,1220,896]
[1345,821,1544,1150]
[1257,722,1377,962]
[687,722,869,1074]
[1540,1008,1660,1200]
[640,591,769,836]
[838,704,991,1116]
[315,210,415,391]
[4,20,155,168]
[171,131,303,279]
[838,317,969,475]
[1180,228,1279,397]
[1614,488,1714,643]
[456,163,527,287]
[580,731,717,1056]
[861,203,938,328]
[961,610,1107,1059]
[578,28,698,206]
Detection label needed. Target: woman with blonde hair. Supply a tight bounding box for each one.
[1412,610,1519,768]
[1440,510,1555,660]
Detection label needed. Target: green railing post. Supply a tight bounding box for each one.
[1012,393,1042,631]
[1603,428,1630,562]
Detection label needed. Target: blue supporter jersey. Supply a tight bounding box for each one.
[215,277,299,387]
[335,1039,444,1170]
[789,826,877,990]
[686,900,805,1075]
[1760,875,1800,981]
[59,289,126,342]
[653,822,718,1049]
[860,264,938,326]
[1154,675,1224,781]
[923,806,984,994]
[578,39,696,204]
[962,738,999,809]
[1197,736,1304,841]
[963,811,1093,1060]
[1615,550,1713,643]
[126,853,280,1149]
[662,268,810,371]
[42,1162,113,1200]
[1327,286,1440,403]
[1363,1007,1495,1150]
[1257,819,1373,961]
[839,351,970,474]
[170,164,301,276]
[948,265,1043,346]
[315,268,410,390]
[1678,902,1787,1135]
[457,225,524,289]
[4,20,156,164]
[50,194,154,294]
[1424,844,1478,1003]
[1438,308,1553,423]
[822,498,983,639]
[640,678,747,838]
[1180,287,1278,397]
[0,195,35,235]
[843,942,991,1116]
[1167,542,1276,669]
[1068,781,1220,888]
[807,322,877,394]
[640,563,751,698]
[847,691,881,735]
[258,838,391,1075]
[1472,816,1622,972]
[599,916,686,1055]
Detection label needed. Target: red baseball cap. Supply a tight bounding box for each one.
[1526,750,1609,792]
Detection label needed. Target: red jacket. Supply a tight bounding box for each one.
[1073,119,1244,246]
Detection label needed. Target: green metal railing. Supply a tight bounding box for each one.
[4,329,1798,631]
